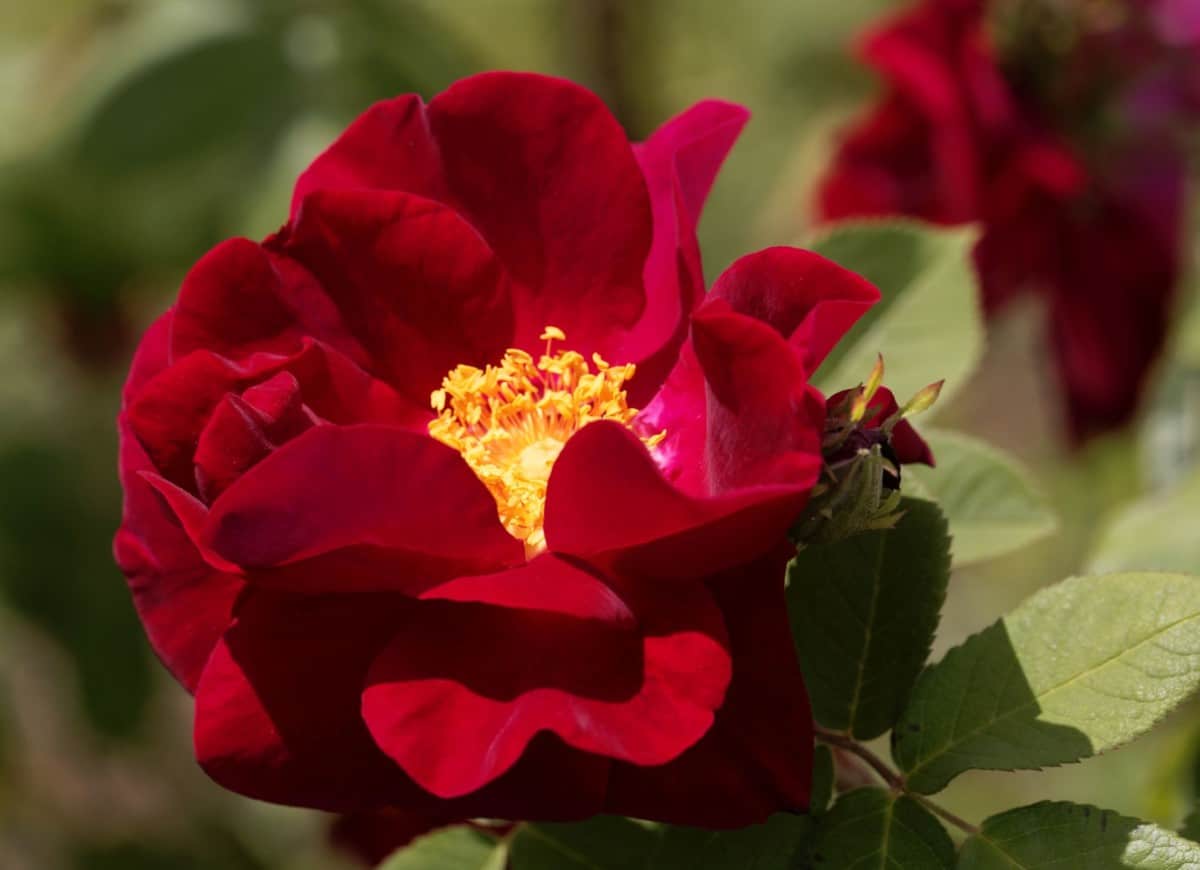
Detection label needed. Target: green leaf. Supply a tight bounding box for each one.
[789,498,951,738]
[959,801,1200,869]
[810,788,954,869]
[1181,807,1200,843]
[1090,468,1200,574]
[904,429,1057,567]
[509,817,658,869]
[75,31,296,175]
[650,815,814,869]
[381,827,504,870]
[0,440,152,737]
[510,815,815,870]
[809,221,983,411]
[894,573,1200,794]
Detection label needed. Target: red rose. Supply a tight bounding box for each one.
[115,72,882,827]
[817,0,1188,440]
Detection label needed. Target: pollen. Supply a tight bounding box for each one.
[428,327,664,558]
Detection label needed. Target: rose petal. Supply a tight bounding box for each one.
[278,190,515,404]
[171,237,362,364]
[195,587,613,817]
[634,344,707,494]
[115,312,243,691]
[117,433,243,692]
[291,94,448,214]
[127,341,422,493]
[604,548,813,827]
[638,100,751,230]
[194,371,318,502]
[427,72,653,353]
[363,554,729,798]
[122,309,173,406]
[691,299,826,493]
[545,421,812,579]
[709,246,879,373]
[292,71,654,359]
[620,100,750,404]
[202,425,522,593]
[194,589,431,811]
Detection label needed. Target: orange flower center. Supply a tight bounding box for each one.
[429,327,664,558]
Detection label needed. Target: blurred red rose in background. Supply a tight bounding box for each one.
[818,0,1194,440]
[114,72,897,828]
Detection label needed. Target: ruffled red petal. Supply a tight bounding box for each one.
[194,589,433,811]
[193,372,318,502]
[127,341,422,495]
[201,425,522,594]
[643,247,871,500]
[709,246,879,373]
[290,92,446,214]
[171,237,362,364]
[115,313,243,691]
[277,190,516,404]
[604,547,813,827]
[621,100,749,403]
[362,554,729,797]
[545,422,811,579]
[691,299,825,493]
[293,72,653,358]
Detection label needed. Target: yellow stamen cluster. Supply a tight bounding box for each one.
[429,327,664,558]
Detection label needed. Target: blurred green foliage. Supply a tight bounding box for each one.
[0,437,151,737]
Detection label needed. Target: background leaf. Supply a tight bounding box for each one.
[810,787,955,869]
[1090,467,1200,574]
[381,827,504,870]
[895,573,1200,794]
[905,428,1058,567]
[509,817,658,870]
[958,801,1200,869]
[809,221,984,410]
[0,438,152,737]
[510,815,814,870]
[73,31,295,176]
[789,498,951,738]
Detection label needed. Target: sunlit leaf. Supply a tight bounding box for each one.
[905,428,1057,567]
[959,801,1200,869]
[895,573,1200,794]
[1090,468,1200,574]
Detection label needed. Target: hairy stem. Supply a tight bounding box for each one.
[911,793,980,837]
[813,725,979,835]
[814,727,904,790]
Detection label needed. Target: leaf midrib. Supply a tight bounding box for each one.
[845,537,888,733]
